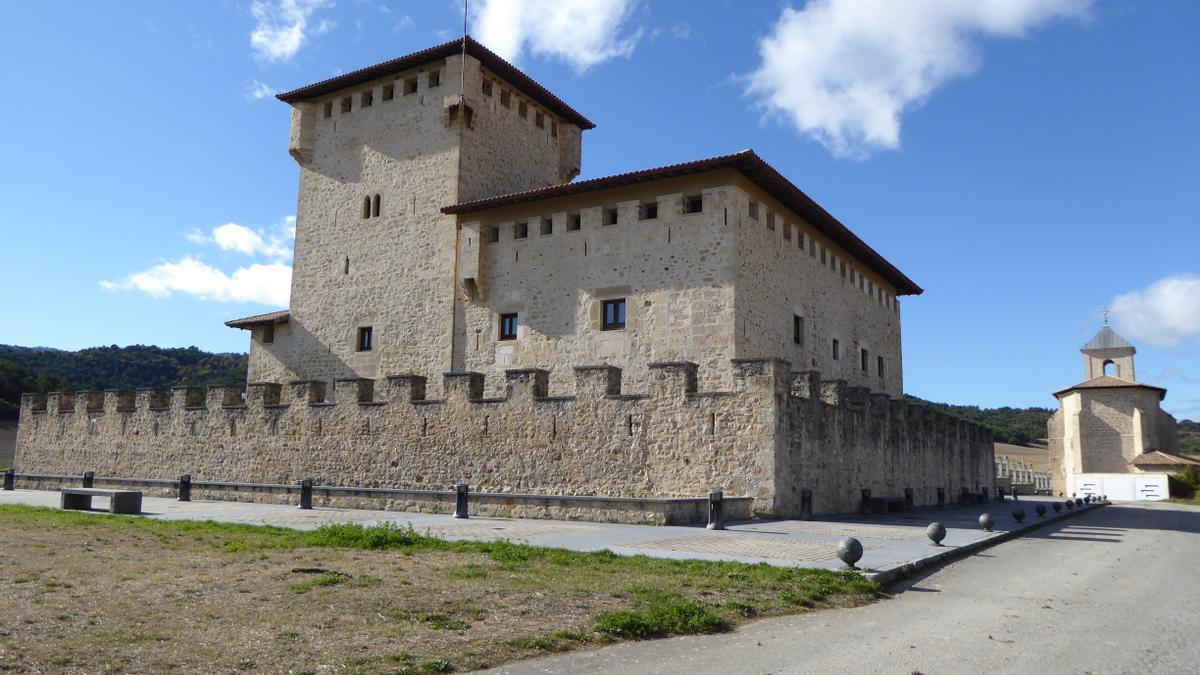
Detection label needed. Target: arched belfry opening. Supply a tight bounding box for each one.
[1103,359,1117,377]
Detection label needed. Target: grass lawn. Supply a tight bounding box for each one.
[0,504,880,673]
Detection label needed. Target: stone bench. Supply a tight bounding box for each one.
[60,488,143,515]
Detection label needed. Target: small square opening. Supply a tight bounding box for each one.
[488,227,500,243]
[428,71,441,88]
[482,80,493,96]
[567,213,581,231]
[404,77,418,95]
[382,84,394,101]
[262,323,275,344]
[323,101,333,118]
[499,313,518,341]
[766,212,776,230]
[639,202,658,220]
[540,218,553,235]
[604,208,618,226]
[783,224,792,241]
[361,90,373,107]
[518,101,528,119]
[357,326,373,352]
[515,222,528,239]
[684,195,703,214]
[341,96,352,113]
[500,89,511,107]
[748,202,759,220]
[535,111,545,128]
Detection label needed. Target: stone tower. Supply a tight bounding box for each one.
[232,38,591,388]
[1047,324,1178,495]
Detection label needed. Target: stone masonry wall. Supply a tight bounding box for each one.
[15,359,993,518]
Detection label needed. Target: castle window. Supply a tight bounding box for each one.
[372,194,381,218]
[323,101,333,118]
[798,232,805,250]
[766,212,776,231]
[748,202,759,220]
[518,101,528,119]
[362,196,371,219]
[488,226,500,243]
[567,213,581,231]
[783,224,792,241]
[341,96,352,113]
[604,208,618,226]
[832,339,840,360]
[541,217,553,235]
[261,323,275,344]
[428,70,441,88]
[404,77,418,95]
[500,89,511,107]
[861,348,869,372]
[499,313,518,341]
[482,79,493,97]
[361,90,373,107]
[840,261,846,278]
[793,315,804,346]
[639,202,658,220]
[602,299,626,331]
[810,240,817,258]
[515,222,528,239]
[684,195,703,214]
[535,111,545,128]
[356,326,373,352]
[382,84,394,101]
[551,121,558,138]
[878,356,886,379]
[820,248,826,265]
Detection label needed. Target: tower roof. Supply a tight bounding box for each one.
[1081,325,1134,351]
[275,36,595,130]
[1052,375,1165,400]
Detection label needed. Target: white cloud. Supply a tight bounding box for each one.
[1110,274,1200,348]
[472,0,640,72]
[104,218,295,307]
[102,258,291,307]
[745,0,1092,159]
[249,0,335,62]
[245,80,277,100]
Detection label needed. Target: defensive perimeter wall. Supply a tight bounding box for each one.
[15,359,993,521]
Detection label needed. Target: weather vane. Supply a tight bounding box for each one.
[1101,308,1109,325]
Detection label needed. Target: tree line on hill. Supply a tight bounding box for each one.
[0,345,247,420]
[0,344,1195,453]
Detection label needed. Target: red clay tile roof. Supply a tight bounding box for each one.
[225,310,290,329]
[1053,374,1167,400]
[1131,449,1200,467]
[442,149,923,296]
[276,36,595,130]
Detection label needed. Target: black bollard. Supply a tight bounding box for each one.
[800,488,813,520]
[904,487,914,511]
[980,487,989,504]
[707,490,725,530]
[298,478,313,510]
[178,474,192,502]
[1053,502,1062,513]
[82,471,95,488]
[1011,486,1019,501]
[3,468,14,491]
[1036,504,1046,518]
[936,487,945,508]
[454,483,470,519]
[1012,508,1026,523]
[860,488,872,515]
[995,486,1005,501]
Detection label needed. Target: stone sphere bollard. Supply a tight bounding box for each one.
[837,537,864,569]
[1065,500,1074,510]
[1084,495,1092,504]
[1013,508,1026,523]
[1053,502,1062,512]
[1102,495,1108,503]
[1075,498,1083,507]
[927,522,947,547]
[979,513,994,531]
[1036,504,1047,518]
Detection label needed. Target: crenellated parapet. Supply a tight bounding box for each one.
[14,358,992,519]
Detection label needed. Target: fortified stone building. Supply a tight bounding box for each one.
[16,38,994,520]
[1048,324,1184,499]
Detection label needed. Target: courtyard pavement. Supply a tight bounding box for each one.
[0,488,1094,578]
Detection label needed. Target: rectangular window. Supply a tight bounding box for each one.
[535,111,545,128]
[878,356,886,379]
[639,202,658,220]
[481,79,493,96]
[262,323,275,344]
[748,202,759,220]
[567,213,581,231]
[500,89,510,107]
[361,90,373,107]
[602,299,627,330]
[861,348,869,372]
[604,208,618,226]
[488,226,500,243]
[382,83,394,101]
[810,241,817,258]
[766,212,776,231]
[832,338,840,360]
[820,248,826,265]
[518,101,528,118]
[323,101,333,118]
[551,121,558,138]
[404,77,418,95]
[793,315,804,346]
[341,96,352,113]
[356,326,373,352]
[840,261,846,278]
[783,224,792,241]
[499,313,518,341]
[684,195,703,214]
[427,71,441,88]
[515,222,528,239]
[541,217,553,235]
[798,232,805,250]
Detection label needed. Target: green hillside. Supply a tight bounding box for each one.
[0,345,247,420]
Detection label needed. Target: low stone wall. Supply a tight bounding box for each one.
[15,358,994,520]
[7,473,749,526]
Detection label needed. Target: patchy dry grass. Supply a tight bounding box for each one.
[0,504,880,672]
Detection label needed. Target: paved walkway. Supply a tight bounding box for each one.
[0,489,1088,575]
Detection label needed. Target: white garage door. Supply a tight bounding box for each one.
[1073,474,1166,501]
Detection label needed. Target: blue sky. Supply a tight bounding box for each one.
[1,0,1197,418]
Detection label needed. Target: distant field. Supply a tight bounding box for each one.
[994,442,1050,473]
